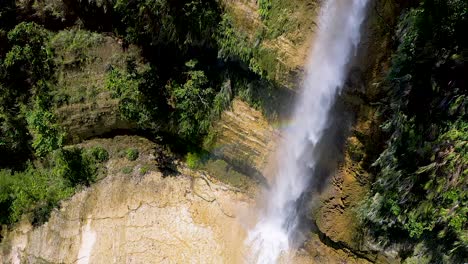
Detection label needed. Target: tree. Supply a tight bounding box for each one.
[167,60,214,140]
[0,22,55,167]
[26,104,65,157]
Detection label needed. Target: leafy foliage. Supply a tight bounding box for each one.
[88,146,109,162]
[26,103,65,157]
[216,14,262,75]
[3,22,54,87]
[53,147,101,187]
[0,145,107,226]
[4,166,74,225]
[258,0,272,19]
[113,0,219,51]
[106,66,155,128]
[216,14,254,66]
[50,29,104,67]
[125,148,139,161]
[363,0,468,261]
[167,60,214,140]
[185,152,201,169]
[0,22,56,168]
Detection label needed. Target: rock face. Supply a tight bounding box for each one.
[210,99,278,177]
[0,139,252,263]
[53,34,143,143]
[312,1,405,262]
[0,136,374,264]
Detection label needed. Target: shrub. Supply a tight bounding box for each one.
[0,145,109,226]
[1,166,73,225]
[186,152,201,169]
[126,148,139,161]
[0,22,55,167]
[122,166,133,174]
[52,147,100,187]
[4,22,54,89]
[363,1,468,261]
[106,68,154,128]
[0,170,15,224]
[87,146,109,162]
[139,166,149,175]
[50,29,104,66]
[26,105,65,157]
[216,14,254,64]
[258,0,272,19]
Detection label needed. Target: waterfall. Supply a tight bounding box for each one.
[246,0,369,263]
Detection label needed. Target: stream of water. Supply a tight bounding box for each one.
[246,0,369,263]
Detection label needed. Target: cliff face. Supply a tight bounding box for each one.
[54,35,140,143]
[209,0,321,179]
[0,136,252,263]
[311,0,404,262]
[209,99,278,182]
[0,136,372,264]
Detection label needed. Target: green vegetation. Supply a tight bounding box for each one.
[167,60,214,139]
[88,146,110,163]
[362,0,467,261]
[27,103,66,157]
[0,0,292,236]
[216,14,255,66]
[0,22,56,167]
[113,0,220,51]
[0,146,108,226]
[258,0,272,19]
[106,66,154,128]
[50,29,105,68]
[186,152,202,169]
[139,165,149,175]
[218,0,318,86]
[0,167,73,225]
[122,166,133,174]
[0,22,114,228]
[125,148,139,161]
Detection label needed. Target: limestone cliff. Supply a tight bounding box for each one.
[0,136,372,264]
[0,136,252,263]
[209,99,278,179]
[52,33,143,143]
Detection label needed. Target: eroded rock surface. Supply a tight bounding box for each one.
[211,99,278,176]
[0,136,375,264]
[1,169,252,263]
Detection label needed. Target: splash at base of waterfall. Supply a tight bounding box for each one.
[245,0,369,263]
[247,217,289,263]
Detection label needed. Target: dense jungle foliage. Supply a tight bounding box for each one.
[363,0,467,262]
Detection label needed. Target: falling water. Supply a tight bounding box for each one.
[246,0,369,263]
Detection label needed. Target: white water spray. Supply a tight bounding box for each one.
[246,0,369,263]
